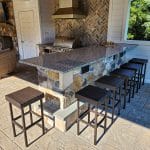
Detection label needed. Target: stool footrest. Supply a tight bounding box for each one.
[97,116,106,127]
[13,120,23,130]
[78,115,106,129]
[101,100,120,109]
[13,118,43,131]
[79,108,105,121]
[14,111,30,121]
[79,109,89,120]
[31,111,42,118]
[78,119,95,128]
[90,109,105,116]
[108,101,120,109]
[26,118,43,130]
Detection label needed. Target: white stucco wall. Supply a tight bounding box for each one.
[107,0,129,42]
[126,46,150,83]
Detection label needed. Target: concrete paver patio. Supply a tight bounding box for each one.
[0,65,150,150]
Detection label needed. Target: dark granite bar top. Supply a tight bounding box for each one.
[20,43,137,73]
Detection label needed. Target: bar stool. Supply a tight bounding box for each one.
[95,75,124,123]
[110,68,136,109]
[120,63,142,91]
[75,85,108,145]
[5,87,45,147]
[129,58,148,85]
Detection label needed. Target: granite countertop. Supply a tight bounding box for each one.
[20,43,137,73]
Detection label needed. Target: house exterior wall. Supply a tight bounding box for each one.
[13,0,55,59]
[107,0,129,42]
[13,0,41,59]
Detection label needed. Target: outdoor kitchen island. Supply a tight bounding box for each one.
[20,43,136,132]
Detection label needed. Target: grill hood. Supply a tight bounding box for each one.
[52,0,85,19]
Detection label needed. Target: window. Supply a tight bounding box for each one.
[127,0,150,41]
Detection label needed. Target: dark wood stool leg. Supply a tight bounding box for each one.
[141,64,143,85]
[94,106,98,145]
[128,80,132,103]
[77,100,80,136]
[108,98,111,105]
[140,65,144,87]
[139,67,143,88]
[111,90,115,123]
[143,64,147,85]
[123,80,127,109]
[104,98,108,133]
[40,99,45,135]
[9,103,16,137]
[118,87,121,115]
[88,104,90,123]
[136,72,140,93]
[29,104,33,124]
[133,76,136,97]
[138,71,141,89]
[21,107,28,147]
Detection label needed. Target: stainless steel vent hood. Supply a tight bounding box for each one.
[52,0,85,19]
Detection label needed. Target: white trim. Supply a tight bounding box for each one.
[107,0,150,44]
[124,0,150,44]
[123,0,132,41]
[107,0,131,42]
[125,40,150,46]
[107,0,113,41]
[36,0,42,44]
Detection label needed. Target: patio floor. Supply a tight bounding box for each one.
[0,64,150,150]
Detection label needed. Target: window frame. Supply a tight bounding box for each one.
[124,0,150,45]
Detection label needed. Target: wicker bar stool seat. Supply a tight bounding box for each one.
[129,58,148,85]
[5,87,45,147]
[75,85,109,145]
[110,68,136,109]
[95,75,124,123]
[120,63,142,91]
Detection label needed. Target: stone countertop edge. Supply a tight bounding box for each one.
[20,43,138,73]
[19,55,105,74]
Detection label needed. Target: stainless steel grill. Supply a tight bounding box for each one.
[39,36,81,55]
[53,36,79,49]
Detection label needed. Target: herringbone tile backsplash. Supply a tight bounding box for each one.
[55,0,110,46]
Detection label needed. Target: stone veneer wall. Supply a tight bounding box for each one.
[38,51,127,109]
[0,0,17,50]
[55,0,110,46]
[64,52,126,108]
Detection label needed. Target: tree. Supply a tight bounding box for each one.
[128,0,150,40]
